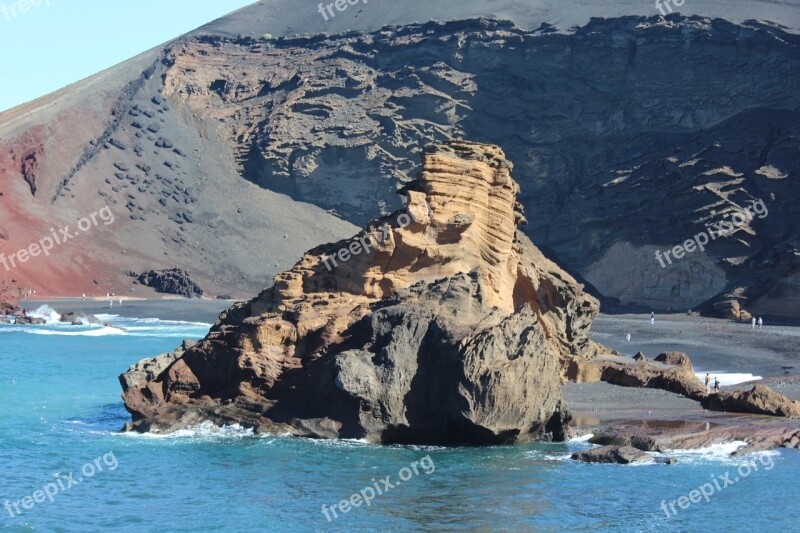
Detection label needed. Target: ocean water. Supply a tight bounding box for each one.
[1,310,799,532]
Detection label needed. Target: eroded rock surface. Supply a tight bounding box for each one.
[121,141,604,443]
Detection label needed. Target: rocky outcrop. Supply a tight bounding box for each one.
[567,351,707,399]
[120,141,604,443]
[571,445,650,465]
[569,348,800,423]
[21,151,40,196]
[120,340,197,393]
[702,385,800,418]
[59,312,101,325]
[1,301,21,316]
[137,268,204,298]
[15,316,46,325]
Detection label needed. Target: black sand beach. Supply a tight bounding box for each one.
[25,298,234,324]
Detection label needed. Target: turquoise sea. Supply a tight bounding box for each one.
[1,308,799,532]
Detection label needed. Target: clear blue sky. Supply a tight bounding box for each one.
[0,0,255,112]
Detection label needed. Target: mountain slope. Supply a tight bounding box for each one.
[1,2,798,316]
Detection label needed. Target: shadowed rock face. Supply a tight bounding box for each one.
[162,16,800,316]
[121,141,604,444]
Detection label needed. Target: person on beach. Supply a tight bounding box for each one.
[650,312,655,325]
[752,316,757,330]
[704,373,710,393]
[714,378,720,392]
[758,317,763,330]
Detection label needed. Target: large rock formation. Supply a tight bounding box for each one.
[121,141,604,444]
[136,268,204,298]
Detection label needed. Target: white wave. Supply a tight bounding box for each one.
[569,433,595,443]
[695,372,763,386]
[123,317,213,327]
[28,326,128,337]
[27,304,62,324]
[659,441,747,464]
[121,420,255,440]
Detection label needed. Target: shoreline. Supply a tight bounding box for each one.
[18,297,236,324]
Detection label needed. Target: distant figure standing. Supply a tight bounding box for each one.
[109,299,113,308]
[119,299,122,306]
[758,317,763,330]
[82,293,86,301]
[650,312,655,325]
[751,317,757,330]
[704,373,710,393]
[714,377,721,392]
[626,333,631,342]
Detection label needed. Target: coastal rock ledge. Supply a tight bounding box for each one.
[120,141,605,444]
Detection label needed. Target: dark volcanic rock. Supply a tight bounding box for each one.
[571,445,650,464]
[59,312,101,325]
[15,316,46,325]
[137,268,204,298]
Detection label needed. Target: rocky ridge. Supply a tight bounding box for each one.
[2,13,798,315]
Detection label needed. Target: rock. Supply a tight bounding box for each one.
[0,317,10,324]
[15,316,46,325]
[589,432,661,452]
[654,457,678,465]
[633,352,646,362]
[59,312,101,325]
[137,268,204,298]
[121,141,603,443]
[109,138,127,150]
[701,385,800,418]
[571,445,650,464]
[1,301,21,316]
[596,356,707,399]
[654,352,693,369]
[120,340,196,392]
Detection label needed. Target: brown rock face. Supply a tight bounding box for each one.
[121,141,603,444]
[702,384,800,418]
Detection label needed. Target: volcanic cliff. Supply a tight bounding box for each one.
[2,6,798,318]
[121,141,606,444]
